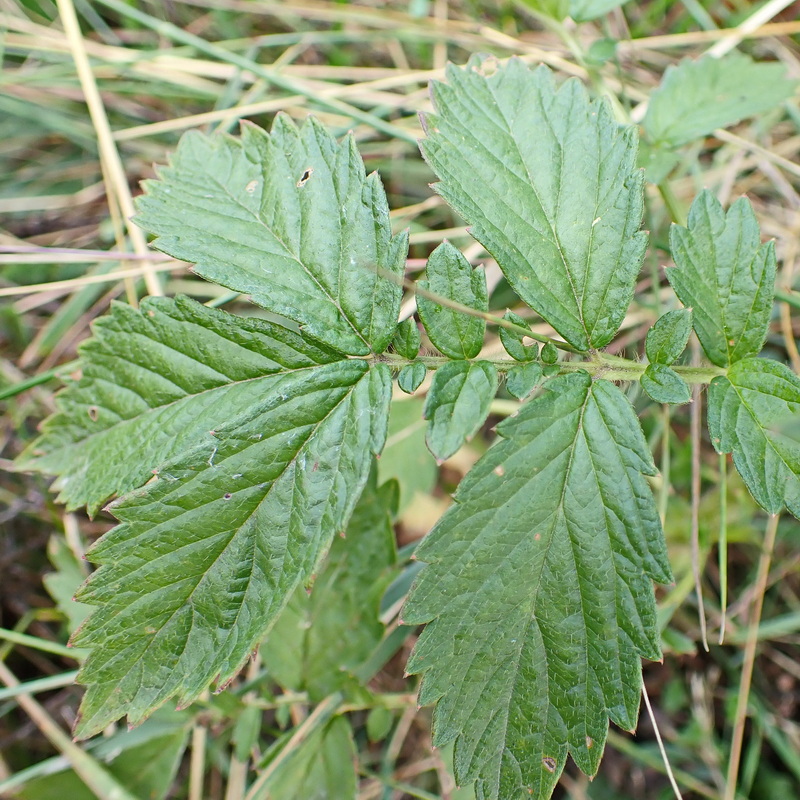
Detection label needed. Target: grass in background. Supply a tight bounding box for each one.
[2,1,800,798]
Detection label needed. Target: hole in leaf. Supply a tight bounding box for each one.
[296,167,313,187]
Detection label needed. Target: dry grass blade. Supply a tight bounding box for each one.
[55,0,163,297]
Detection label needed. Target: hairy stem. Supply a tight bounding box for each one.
[376,352,726,384]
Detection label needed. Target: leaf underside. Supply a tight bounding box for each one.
[668,190,776,368]
[134,116,408,356]
[405,372,672,800]
[708,357,800,517]
[421,56,646,351]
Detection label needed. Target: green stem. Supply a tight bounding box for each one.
[408,278,586,355]
[658,181,687,226]
[376,352,726,384]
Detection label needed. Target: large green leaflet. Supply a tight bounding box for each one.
[134,116,408,356]
[405,373,672,798]
[421,56,646,351]
[18,296,341,515]
[17,116,404,738]
[70,347,389,738]
[708,358,800,517]
[669,191,776,368]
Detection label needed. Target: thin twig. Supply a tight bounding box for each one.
[642,682,683,800]
[724,514,780,800]
[690,368,709,652]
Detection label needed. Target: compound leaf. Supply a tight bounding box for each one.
[645,308,692,366]
[17,296,341,515]
[708,357,800,517]
[134,117,408,356]
[262,470,398,700]
[418,242,488,360]
[68,353,390,738]
[640,363,691,405]
[643,53,797,148]
[668,191,776,367]
[424,360,498,462]
[422,56,646,351]
[404,372,672,800]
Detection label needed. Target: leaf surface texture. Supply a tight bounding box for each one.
[424,360,498,462]
[134,117,408,355]
[405,372,671,799]
[421,57,646,350]
[708,358,800,517]
[668,191,776,367]
[60,300,391,737]
[18,296,341,514]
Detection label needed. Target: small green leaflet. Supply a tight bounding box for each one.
[500,311,538,362]
[519,0,626,22]
[392,317,421,359]
[669,191,776,368]
[417,241,488,360]
[424,360,498,462]
[134,116,409,356]
[17,296,340,515]
[640,363,691,405]
[569,0,627,22]
[645,308,692,366]
[507,361,543,400]
[405,373,671,800]
[643,53,797,148]
[261,470,398,700]
[421,56,646,351]
[398,360,427,394]
[708,358,800,517]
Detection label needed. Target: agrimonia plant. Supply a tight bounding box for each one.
[17,54,800,798]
